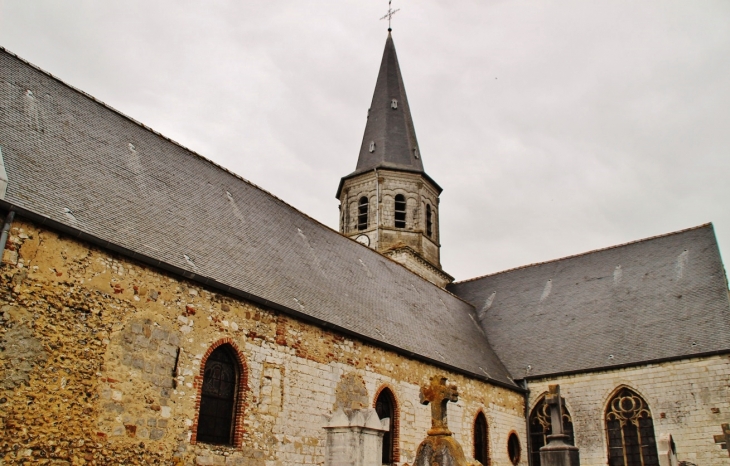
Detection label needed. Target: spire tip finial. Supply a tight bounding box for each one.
[380,1,399,31]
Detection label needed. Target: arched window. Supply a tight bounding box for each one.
[358,196,368,231]
[426,204,432,237]
[529,395,575,466]
[474,411,489,465]
[394,194,406,228]
[195,344,241,445]
[605,387,659,466]
[507,432,521,466]
[375,387,397,465]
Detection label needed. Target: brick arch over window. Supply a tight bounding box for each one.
[472,409,490,466]
[191,338,248,448]
[529,393,575,466]
[604,386,659,466]
[373,384,400,464]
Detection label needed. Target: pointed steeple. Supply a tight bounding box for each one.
[335,31,452,288]
[354,32,424,175]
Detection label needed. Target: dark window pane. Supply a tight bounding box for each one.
[474,412,488,465]
[375,389,395,465]
[196,346,238,445]
[605,388,658,466]
[426,204,432,237]
[395,194,406,228]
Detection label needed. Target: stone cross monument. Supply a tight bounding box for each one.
[539,385,580,466]
[412,376,479,466]
[420,375,459,435]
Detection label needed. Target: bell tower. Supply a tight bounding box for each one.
[336,32,453,287]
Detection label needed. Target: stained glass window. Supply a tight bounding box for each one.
[605,388,659,466]
[196,346,238,445]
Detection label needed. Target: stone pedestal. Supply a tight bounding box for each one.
[323,408,389,466]
[413,434,479,466]
[657,433,678,466]
[539,434,580,466]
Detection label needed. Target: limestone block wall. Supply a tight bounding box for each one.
[0,218,524,465]
[526,356,730,466]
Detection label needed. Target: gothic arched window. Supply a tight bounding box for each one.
[605,387,659,466]
[474,411,489,465]
[196,345,240,445]
[375,387,397,465]
[394,194,406,228]
[426,204,432,237]
[529,396,575,466]
[358,196,368,231]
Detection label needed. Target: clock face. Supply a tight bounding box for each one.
[355,234,370,247]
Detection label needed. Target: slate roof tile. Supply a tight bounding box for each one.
[449,224,730,379]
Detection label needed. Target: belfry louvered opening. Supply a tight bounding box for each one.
[358,196,369,231]
[394,194,406,228]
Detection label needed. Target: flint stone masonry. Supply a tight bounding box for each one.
[527,355,730,466]
[0,305,48,389]
[0,218,525,465]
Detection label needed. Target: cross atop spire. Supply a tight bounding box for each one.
[380,0,400,31]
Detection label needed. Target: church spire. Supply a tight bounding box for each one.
[336,31,452,288]
[354,32,425,176]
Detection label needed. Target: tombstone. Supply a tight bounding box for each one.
[412,375,480,466]
[323,408,390,466]
[539,385,580,466]
[657,433,678,466]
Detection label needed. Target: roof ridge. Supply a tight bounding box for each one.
[454,223,714,285]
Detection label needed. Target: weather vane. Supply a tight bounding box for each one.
[380,0,400,31]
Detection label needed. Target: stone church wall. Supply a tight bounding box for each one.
[526,356,730,466]
[0,217,526,465]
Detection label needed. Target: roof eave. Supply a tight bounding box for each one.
[336,166,442,199]
[1,201,520,392]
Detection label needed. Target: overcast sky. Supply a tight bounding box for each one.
[1,1,729,281]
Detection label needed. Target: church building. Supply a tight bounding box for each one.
[0,29,729,466]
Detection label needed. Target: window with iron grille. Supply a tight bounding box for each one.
[358,196,368,231]
[394,194,406,228]
[529,396,575,466]
[605,388,659,466]
[196,345,239,445]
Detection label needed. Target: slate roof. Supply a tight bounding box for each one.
[0,47,516,388]
[449,225,730,380]
[337,33,438,198]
